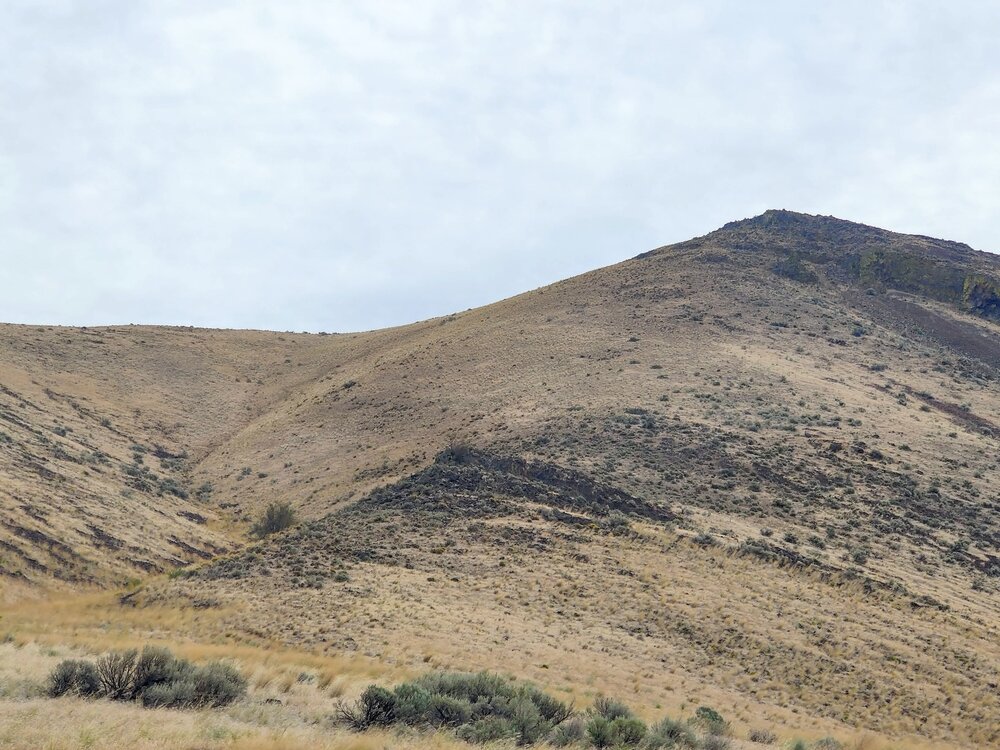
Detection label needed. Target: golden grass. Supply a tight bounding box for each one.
[0,695,474,750]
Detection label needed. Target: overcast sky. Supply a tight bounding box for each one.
[1,1,998,331]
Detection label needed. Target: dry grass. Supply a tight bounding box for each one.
[0,693,472,750]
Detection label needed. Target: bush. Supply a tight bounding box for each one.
[812,739,842,750]
[644,717,697,749]
[586,716,615,748]
[337,685,397,729]
[457,716,517,743]
[427,694,474,727]
[393,682,433,724]
[522,685,573,725]
[550,716,587,746]
[141,678,197,708]
[609,717,646,746]
[592,695,633,720]
[506,696,548,745]
[47,659,101,698]
[340,671,576,745]
[190,662,247,707]
[133,646,177,696]
[748,728,777,744]
[96,650,138,699]
[251,501,297,537]
[701,738,732,750]
[692,705,728,735]
[49,646,245,710]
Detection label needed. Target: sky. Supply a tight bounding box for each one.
[1,1,998,332]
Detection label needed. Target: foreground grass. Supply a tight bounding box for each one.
[0,697,471,750]
[0,640,456,750]
[0,640,956,750]
[0,591,972,750]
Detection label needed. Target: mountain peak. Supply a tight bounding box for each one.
[687,208,982,265]
[633,209,1000,321]
[715,209,902,244]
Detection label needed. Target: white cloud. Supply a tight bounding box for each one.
[0,0,997,330]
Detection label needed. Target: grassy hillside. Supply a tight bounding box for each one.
[0,210,997,748]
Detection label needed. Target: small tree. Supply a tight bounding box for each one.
[251,501,296,538]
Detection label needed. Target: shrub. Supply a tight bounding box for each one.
[550,716,587,747]
[644,717,697,749]
[812,739,842,750]
[48,659,101,698]
[190,662,247,707]
[701,737,732,750]
[692,706,728,735]
[47,646,245,710]
[251,501,297,537]
[609,717,646,746]
[427,694,474,727]
[586,716,615,748]
[393,682,433,724]
[138,660,245,709]
[457,716,517,743]
[337,686,394,729]
[522,685,573,725]
[341,671,576,744]
[509,696,548,745]
[96,650,138,700]
[141,678,197,708]
[592,695,633,720]
[748,728,777,744]
[133,646,177,696]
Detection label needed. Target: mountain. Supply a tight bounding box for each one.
[1,210,998,747]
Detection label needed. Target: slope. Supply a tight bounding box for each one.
[1,210,998,748]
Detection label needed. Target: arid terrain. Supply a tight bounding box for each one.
[1,210,998,749]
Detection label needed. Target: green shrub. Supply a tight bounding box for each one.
[133,646,177,696]
[392,682,433,724]
[141,678,197,708]
[137,660,245,709]
[341,671,575,744]
[609,717,646,746]
[550,716,587,746]
[47,659,100,698]
[644,716,697,748]
[508,695,548,745]
[812,739,842,750]
[427,694,474,727]
[457,716,517,743]
[592,695,633,720]
[190,662,247,707]
[586,716,615,748]
[251,501,297,537]
[701,737,731,750]
[524,685,573,725]
[692,705,728,735]
[47,646,245,710]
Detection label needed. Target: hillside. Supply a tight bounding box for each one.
[1,210,998,748]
